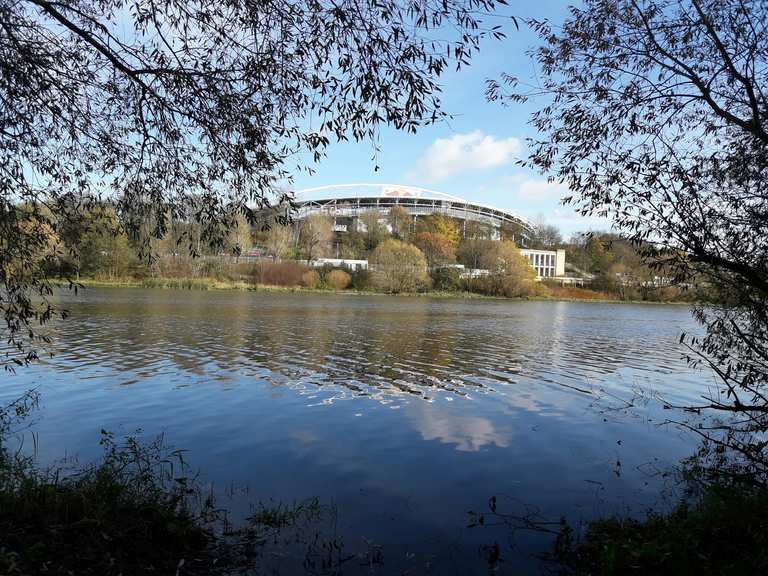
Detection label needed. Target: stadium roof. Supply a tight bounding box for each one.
[294,183,533,229]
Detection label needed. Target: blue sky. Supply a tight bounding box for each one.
[292,1,609,237]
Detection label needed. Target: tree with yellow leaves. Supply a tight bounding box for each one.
[479,240,537,297]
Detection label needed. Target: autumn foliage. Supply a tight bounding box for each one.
[412,232,456,268]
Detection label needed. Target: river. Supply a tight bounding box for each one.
[2,288,710,574]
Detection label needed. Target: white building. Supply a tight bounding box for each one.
[519,249,566,278]
[311,258,368,271]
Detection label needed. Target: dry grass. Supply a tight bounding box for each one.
[251,260,309,287]
[547,285,614,300]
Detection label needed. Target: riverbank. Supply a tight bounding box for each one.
[0,392,208,575]
[0,392,318,576]
[555,476,768,575]
[57,276,695,305]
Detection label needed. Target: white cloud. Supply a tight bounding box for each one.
[409,131,521,183]
[412,407,511,452]
[516,179,571,202]
[499,175,571,204]
[498,175,612,235]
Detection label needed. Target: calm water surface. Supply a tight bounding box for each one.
[2,289,710,574]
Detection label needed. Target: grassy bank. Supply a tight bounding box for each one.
[0,392,335,576]
[555,479,768,575]
[0,393,213,575]
[58,276,693,305]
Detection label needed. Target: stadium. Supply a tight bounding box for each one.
[294,183,534,242]
[293,184,566,279]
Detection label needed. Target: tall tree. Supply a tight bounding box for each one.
[387,205,412,241]
[298,213,333,263]
[479,240,537,297]
[73,208,138,278]
[264,224,293,259]
[339,231,367,260]
[463,221,493,241]
[529,217,563,249]
[1,0,508,366]
[500,220,529,246]
[457,238,494,270]
[492,0,768,470]
[357,210,388,251]
[413,232,456,268]
[227,214,252,256]
[416,215,461,248]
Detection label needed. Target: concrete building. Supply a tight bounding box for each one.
[310,258,368,271]
[519,249,566,278]
[294,183,534,243]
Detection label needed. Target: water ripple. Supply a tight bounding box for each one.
[6,290,704,413]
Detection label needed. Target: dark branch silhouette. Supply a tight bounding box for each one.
[0,0,511,367]
[491,0,768,472]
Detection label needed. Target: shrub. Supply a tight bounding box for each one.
[198,259,218,276]
[0,394,212,576]
[475,274,541,298]
[473,241,539,298]
[197,258,255,283]
[370,239,429,293]
[431,267,463,291]
[142,277,215,290]
[154,254,197,278]
[314,263,336,279]
[554,478,768,575]
[350,268,373,290]
[301,270,320,289]
[546,285,612,300]
[325,269,351,290]
[253,260,308,287]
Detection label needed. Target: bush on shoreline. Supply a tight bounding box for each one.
[471,460,768,575]
[324,268,351,290]
[553,477,768,575]
[0,393,213,575]
[0,393,353,576]
[300,269,320,289]
[63,274,700,305]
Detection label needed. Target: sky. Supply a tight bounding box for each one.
[291,1,609,237]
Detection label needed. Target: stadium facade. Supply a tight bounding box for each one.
[295,183,532,238]
[293,184,565,278]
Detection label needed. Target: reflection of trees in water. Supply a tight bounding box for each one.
[52,292,693,406]
[60,291,256,379]
[57,293,493,403]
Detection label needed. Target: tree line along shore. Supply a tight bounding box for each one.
[43,204,703,304]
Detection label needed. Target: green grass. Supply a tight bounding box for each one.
[0,392,342,576]
[0,398,214,575]
[555,479,768,575]
[140,276,251,290]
